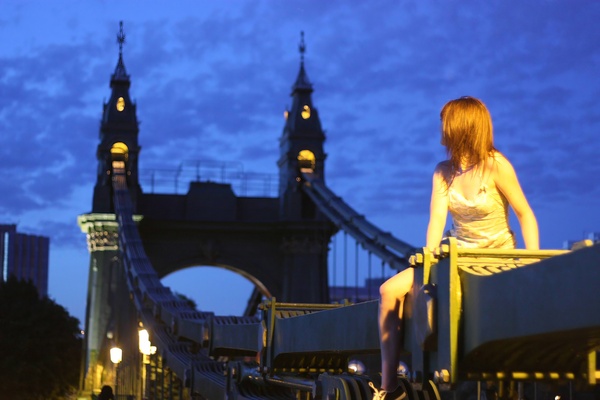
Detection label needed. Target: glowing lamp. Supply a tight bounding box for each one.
[348,359,366,374]
[139,329,152,355]
[110,347,122,364]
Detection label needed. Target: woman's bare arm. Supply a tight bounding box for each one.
[494,154,540,250]
[426,164,450,250]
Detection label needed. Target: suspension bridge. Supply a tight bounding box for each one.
[77,25,600,400]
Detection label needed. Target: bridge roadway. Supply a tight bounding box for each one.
[111,161,600,399]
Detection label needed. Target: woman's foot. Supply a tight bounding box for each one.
[369,382,406,400]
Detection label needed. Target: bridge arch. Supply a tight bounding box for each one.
[134,219,327,308]
[161,263,270,314]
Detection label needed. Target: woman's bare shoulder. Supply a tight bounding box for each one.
[491,150,511,162]
[489,151,518,183]
[434,160,451,172]
[433,160,453,184]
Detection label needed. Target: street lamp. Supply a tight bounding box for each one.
[139,329,153,399]
[139,329,151,355]
[110,347,122,398]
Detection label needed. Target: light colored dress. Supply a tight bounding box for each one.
[448,175,516,249]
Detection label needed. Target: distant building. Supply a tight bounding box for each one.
[0,224,49,297]
[330,277,385,304]
[563,231,600,250]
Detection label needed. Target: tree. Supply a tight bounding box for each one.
[175,291,198,310]
[0,276,82,400]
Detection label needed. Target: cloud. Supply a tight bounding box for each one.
[2,2,599,223]
[1,0,600,320]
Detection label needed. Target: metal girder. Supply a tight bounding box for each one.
[460,242,600,380]
[408,238,600,386]
[260,300,380,374]
[209,315,262,357]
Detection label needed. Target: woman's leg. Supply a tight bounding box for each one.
[378,268,414,391]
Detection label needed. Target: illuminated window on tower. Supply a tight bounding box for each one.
[301,105,311,119]
[110,142,129,161]
[116,97,125,112]
[298,150,315,171]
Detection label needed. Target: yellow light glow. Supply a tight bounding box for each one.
[139,329,151,355]
[110,347,122,364]
[284,110,289,120]
[297,150,316,171]
[110,142,129,162]
[116,97,125,112]
[301,105,311,119]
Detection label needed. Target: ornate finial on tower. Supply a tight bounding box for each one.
[113,21,129,81]
[299,31,306,63]
[117,21,126,56]
[291,31,312,92]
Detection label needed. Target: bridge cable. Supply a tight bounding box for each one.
[355,241,359,301]
[368,252,372,300]
[332,233,337,290]
[343,232,348,299]
[299,172,415,271]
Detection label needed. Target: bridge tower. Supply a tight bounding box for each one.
[278,31,326,220]
[78,22,142,396]
[93,21,141,213]
[79,27,338,396]
[275,31,335,303]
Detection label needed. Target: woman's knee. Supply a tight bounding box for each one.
[379,269,414,298]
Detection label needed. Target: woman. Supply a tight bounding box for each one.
[370,96,539,400]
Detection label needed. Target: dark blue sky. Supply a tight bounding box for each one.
[1,0,599,324]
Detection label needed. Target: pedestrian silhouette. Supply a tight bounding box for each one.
[98,385,115,400]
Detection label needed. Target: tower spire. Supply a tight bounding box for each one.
[117,21,126,57]
[292,31,312,92]
[113,21,128,81]
[299,31,306,64]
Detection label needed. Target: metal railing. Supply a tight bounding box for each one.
[138,160,278,197]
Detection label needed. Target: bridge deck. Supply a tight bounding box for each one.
[103,161,600,399]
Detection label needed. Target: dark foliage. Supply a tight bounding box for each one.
[175,291,198,310]
[0,276,82,400]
